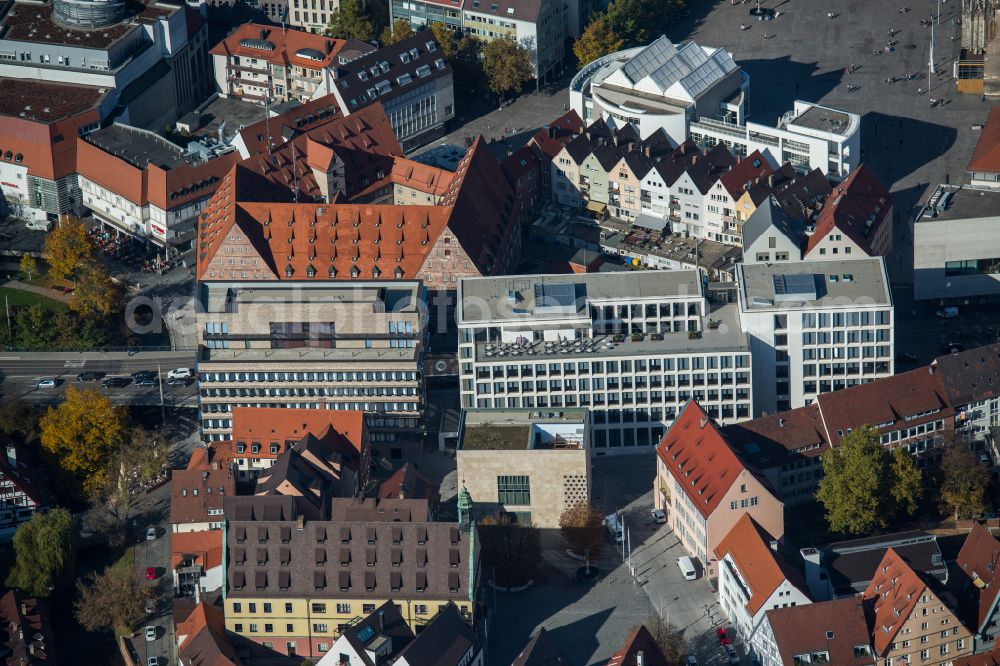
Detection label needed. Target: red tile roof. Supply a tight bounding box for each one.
[806,164,892,256]
[954,652,1000,666]
[968,107,1000,173]
[170,451,236,525]
[234,95,345,157]
[718,150,774,201]
[378,463,439,504]
[714,514,807,615]
[228,407,366,457]
[529,109,585,160]
[815,367,951,447]
[655,401,750,518]
[724,403,830,467]
[951,523,1000,633]
[210,24,357,71]
[863,548,927,655]
[765,596,873,666]
[177,601,240,666]
[171,529,224,571]
[605,625,669,666]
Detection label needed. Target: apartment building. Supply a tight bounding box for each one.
[703,150,773,245]
[752,597,874,666]
[949,523,1000,654]
[222,495,479,658]
[455,409,590,528]
[715,514,811,644]
[457,271,753,454]
[669,143,736,239]
[390,0,564,84]
[77,123,238,254]
[211,25,374,103]
[736,258,894,414]
[654,401,784,578]
[195,277,426,443]
[527,109,584,200]
[570,36,748,143]
[741,197,804,265]
[863,548,972,666]
[934,343,1000,449]
[0,0,212,128]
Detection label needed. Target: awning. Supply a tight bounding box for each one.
[585,200,607,213]
[634,213,669,233]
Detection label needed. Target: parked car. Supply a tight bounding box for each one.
[36,378,57,389]
[979,452,991,465]
[145,626,156,642]
[167,368,193,380]
[132,371,157,386]
[76,371,103,382]
[724,644,740,664]
[650,508,666,524]
[51,285,73,294]
[604,513,623,544]
[101,376,130,388]
[145,567,157,580]
[146,526,157,541]
[147,658,159,666]
[25,220,52,232]
[936,307,959,319]
[166,376,192,386]
[686,657,700,666]
[717,628,731,645]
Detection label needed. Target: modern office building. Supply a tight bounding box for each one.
[0,0,212,127]
[195,276,427,443]
[735,258,893,414]
[222,495,479,658]
[689,101,861,181]
[455,409,590,528]
[210,24,373,104]
[457,270,753,454]
[913,184,1000,303]
[570,36,748,143]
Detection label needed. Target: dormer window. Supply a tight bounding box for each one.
[351,266,360,278]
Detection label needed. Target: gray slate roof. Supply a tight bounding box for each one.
[742,195,803,253]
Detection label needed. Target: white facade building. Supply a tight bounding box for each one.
[689,101,860,181]
[570,36,749,142]
[458,271,753,454]
[736,258,893,414]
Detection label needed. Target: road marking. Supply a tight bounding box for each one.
[64,360,85,368]
[0,357,21,360]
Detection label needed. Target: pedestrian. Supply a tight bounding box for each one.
[827,11,834,18]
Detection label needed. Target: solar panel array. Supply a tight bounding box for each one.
[620,36,678,85]
[772,273,817,302]
[622,40,737,99]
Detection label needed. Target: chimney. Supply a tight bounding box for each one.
[296,515,305,531]
[778,418,786,428]
[326,39,333,54]
[692,155,699,165]
[259,28,267,40]
[770,539,779,551]
[378,609,384,633]
[212,460,220,470]
[637,651,645,666]
[644,144,652,158]
[700,415,709,429]
[5,444,16,470]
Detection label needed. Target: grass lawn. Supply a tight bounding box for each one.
[0,287,68,313]
[110,546,134,576]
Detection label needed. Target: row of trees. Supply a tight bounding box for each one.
[326,5,534,103]
[816,426,992,535]
[573,0,687,65]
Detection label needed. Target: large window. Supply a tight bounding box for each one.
[497,475,530,506]
[945,257,1000,276]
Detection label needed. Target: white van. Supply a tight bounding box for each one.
[25,220,52,232]
[677,555,697,580]
[604,513,623,544]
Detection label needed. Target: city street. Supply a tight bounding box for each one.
[0,351,198,407]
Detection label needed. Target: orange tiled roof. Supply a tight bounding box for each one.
[229,407,366,455]
[171,530,224,571]
[718,150,774,201]
[655,401,750,518]
[968,107,1000,173]
[605,625,669,666]
[863,548,927,655]
[806,164,892,256]
[210,24,352,70]
[952,523,1000,633]
[714,514,806,615]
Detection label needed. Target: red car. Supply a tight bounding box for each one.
[717,628,731,645]
[145,567,157,580]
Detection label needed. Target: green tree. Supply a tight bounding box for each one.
[572,13,623,66]
[70,261,119,318]
[380,18,414,45]
[816,425,922,534]
[482,36,533,102]
[6,508,75,597]
[42,216,94,282]
[74,564,151,636]
[559,501,604,557]
[478,511,541,587]
[19,254,36,281]
[890,446,922,517]
[454,35,486,97]
[39,387,129,495]
[13,304,56,350]
[0,397,39,442]
[940,440,990,520]
[430,22,459,60]
[326,0,374,41]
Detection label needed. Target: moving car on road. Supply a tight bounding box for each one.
[36,378,57,389]
[101,376,130,388]
[76,371,103,382]
[131,371,157,386]
[167,368,193,380]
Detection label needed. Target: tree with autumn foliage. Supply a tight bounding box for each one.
[39,387,128,494]
[572,13,623,66]
[74,564,151,636]
[380,18,414,45]
[559,501,605,557]
[69,260,119,318]
[42,216,93,282]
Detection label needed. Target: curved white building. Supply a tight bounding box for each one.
[570,35,749,142]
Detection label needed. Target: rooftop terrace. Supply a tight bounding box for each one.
[739,258,891,310]
[460,409,588,451]
[917,184,1000,222]
[0,78,104,122]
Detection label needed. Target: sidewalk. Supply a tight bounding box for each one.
[1,279,72,303]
